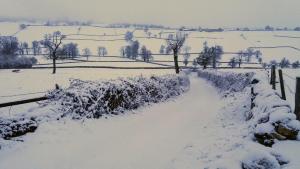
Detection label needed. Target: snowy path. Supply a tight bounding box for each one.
[0,75,249,169]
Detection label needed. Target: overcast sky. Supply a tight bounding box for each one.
[1,0,299,27]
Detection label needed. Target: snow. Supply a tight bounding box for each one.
[0,74,254,169]
[1,21,300,168]
[0,70,299,168]
[241,149,281,169]
[273,141,300,169]
[269,110,296,123]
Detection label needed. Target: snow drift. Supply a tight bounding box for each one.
[47,74,190,119]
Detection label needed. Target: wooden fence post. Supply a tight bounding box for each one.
[295,77,300,120]
[270,65,276,90]
[251,87,255,109]
[278,69,286,100]
[270,66,273,85]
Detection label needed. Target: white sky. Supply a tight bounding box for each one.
[0,0,299,27]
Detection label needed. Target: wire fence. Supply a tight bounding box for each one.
[282,72,297,94]
[283,72,297,81]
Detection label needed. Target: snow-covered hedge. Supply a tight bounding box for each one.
[48,74,190,119]
[0,117,37,140]
[250,73,300,146]
[197,70,254,92]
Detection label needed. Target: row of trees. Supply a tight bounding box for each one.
[195,42,223,69]
[121,31,154,62]
[227,48,262,68]
[120,41,153,62]
[40,31,109,73]
[268,58,300,68]
[159,45,173,54]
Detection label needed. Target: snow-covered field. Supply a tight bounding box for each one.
[1,21,300,63]
[0,22,299,104]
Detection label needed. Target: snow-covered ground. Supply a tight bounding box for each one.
[0,71,300,168]
[0,74,258,169]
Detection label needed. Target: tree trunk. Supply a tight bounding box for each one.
[173,49,180,74]
[52,52,56,74]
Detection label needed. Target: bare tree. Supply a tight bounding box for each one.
[166,32,186,74]
[245,48,254,63]
[19,24,27,30]
[61,43,79,58]
[182,46,191,67]
[228,57,237,68]
[236,50,246,68]
[120,47,125,57]
[279,57,290,68]
[82,48,92,60]
[159,45,165,54]
[140,46,153,62]
[23,42,29,55]
[40,31,66,74]
[0,36,19,56]
[98,46,108,56]
[211,45,223,68]
[125,31,134,41]
[292,61,300,68]
[32,40,42,56]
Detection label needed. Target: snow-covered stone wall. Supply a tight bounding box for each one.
[197,70,300,168]
[197,70,300,147]
[250,73,300,146]
[48,74,190,119]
